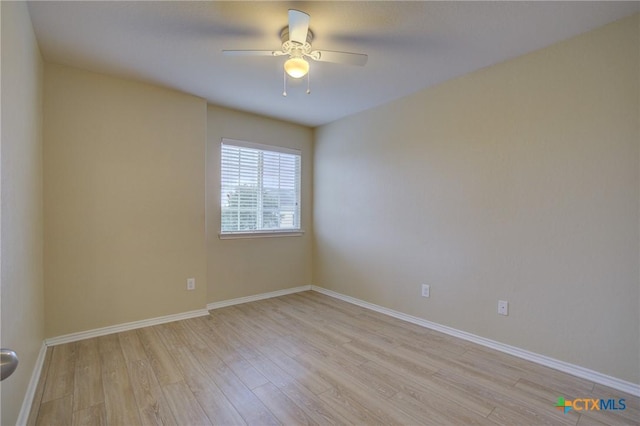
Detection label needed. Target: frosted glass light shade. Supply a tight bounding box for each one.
[284,57,309,78]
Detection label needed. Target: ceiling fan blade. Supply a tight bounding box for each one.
[223,50,285,57]
[288,9,310,45]
[313,50,368,66]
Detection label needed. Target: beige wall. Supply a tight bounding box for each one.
[42,66,313,335]
[207,105,313,302]
[1,2,45,424]
[314,15,639,383]
[43,64,207,337]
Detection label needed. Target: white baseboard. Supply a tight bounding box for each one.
[311,285,640,397]
[206,285,312,311]
[45,285,313,347]
[45,308,210,346]
[15,342,47,426]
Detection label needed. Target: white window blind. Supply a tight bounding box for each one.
[221,139,301,235]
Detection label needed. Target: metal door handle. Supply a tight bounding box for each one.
[1,349,19,381]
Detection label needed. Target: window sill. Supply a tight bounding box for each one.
[218,230,305,240]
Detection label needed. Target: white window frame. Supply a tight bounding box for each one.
[219,138,303,239]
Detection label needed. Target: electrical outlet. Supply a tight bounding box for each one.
[498,300,508,316]
[187,278,196,291]
[421,284,430,298]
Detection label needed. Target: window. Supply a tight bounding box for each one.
[220,139,301,237]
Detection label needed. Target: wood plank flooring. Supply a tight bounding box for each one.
[28,291,639,425]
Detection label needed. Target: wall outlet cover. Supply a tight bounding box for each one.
[187,278,196,291]
[498,300,508,316]
[421,284,430,298]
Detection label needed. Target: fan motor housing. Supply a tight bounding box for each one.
[280,27,314,45]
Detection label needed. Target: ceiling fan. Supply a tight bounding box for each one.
[223,9,368,95]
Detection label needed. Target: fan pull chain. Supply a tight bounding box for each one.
[282,70,287,97]
[282,67,312,96]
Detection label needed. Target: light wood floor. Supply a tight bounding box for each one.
[28,291,638,425]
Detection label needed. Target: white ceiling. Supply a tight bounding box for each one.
[27,1,639,127]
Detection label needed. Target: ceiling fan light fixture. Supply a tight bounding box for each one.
[224,9,367,95]
[284,57,309,78]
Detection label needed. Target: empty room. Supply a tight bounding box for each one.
[1,1,639,425]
